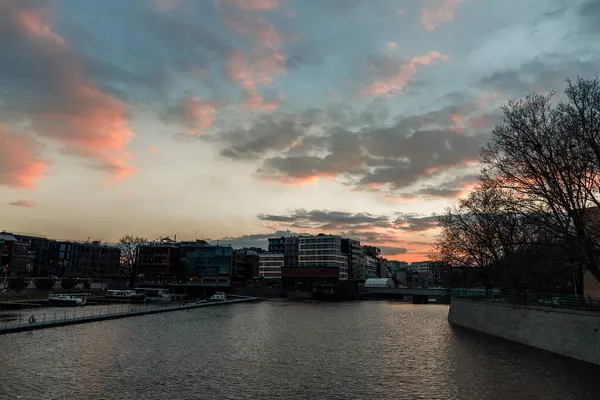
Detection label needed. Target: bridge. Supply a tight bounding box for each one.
[362,287,451,304]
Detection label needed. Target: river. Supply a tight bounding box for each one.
[0,301,599,400]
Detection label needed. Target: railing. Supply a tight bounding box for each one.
[452,289,600,312]
[0,302,192,331]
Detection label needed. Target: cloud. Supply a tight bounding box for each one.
[379,246,408,256]
[0,124,46,189]
[422,0,471,31]
[211,230,297,249]
[9,199,36,208]
[234,0,280,11]
[258,209,393,230]
[163,96,217,136]
[393,214,439,232]
[363,51,448,95]
[217,0,286,110]
[0,1,134,181]
[578,0,600,34]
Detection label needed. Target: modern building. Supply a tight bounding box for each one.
[136,239,183,281]
[269,236,300,268]
[7,232,49,276]
[341,238,362,279]
[181,241,233,285]
[268,237,286,254]
[298,234,348,280]
[233,248,262,283]
[363,254,379,279]
[259,253,284,279]
[0,232,32,277]
[408,261,449,287]
[47,240,121,278]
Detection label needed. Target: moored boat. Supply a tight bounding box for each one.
[209,292,227,302]
[48,294,88,307]
[105,290,147,302]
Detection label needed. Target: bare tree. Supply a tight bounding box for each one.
[116,235,148,287]
[481,77,600,283]
[431,181,534,288]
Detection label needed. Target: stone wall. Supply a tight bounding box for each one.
[448,298,600,365]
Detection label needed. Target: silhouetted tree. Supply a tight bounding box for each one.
[116,235,148,288]
[481,77,600,284]
[61,278,77,290]
[8,278,26,292]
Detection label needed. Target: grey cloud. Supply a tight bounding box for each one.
[579,0,600,34]
[257,209,392,230]
[211,230,298,250]
[413,173,480,199]
[379,246,408,256]
[393,214,439,232]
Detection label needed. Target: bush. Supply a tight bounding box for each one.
[61,278,77,290]
[35,278,55,291]
[8,278,26,292]
[83,281,91,290]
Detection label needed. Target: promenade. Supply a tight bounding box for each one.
[0,296,262,335]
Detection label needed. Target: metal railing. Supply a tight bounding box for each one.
[452,289,600,312]
[0,302,193,331]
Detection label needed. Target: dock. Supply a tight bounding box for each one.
[0,296,263,335]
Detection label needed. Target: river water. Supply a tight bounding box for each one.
[0,301,599,400]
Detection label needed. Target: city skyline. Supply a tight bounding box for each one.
[1,0,598,262]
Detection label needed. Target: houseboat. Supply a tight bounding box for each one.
[48,293,89,307]
[105,290,147,302]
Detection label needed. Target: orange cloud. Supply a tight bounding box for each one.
[422,0,471,31]
[9,199,36,208]
[234,0,280,10]
[218,0,286,110]
[0,124,46,189]
[243,89,278,111]
[5,3,135,182]
[363,51,448,95]
[186,96,216,135]
[147,146,159,154]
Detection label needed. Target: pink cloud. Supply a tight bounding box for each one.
[243,89,278,111]
[0,124,46,189]
[147,146,160,154]
[3,3,135,183]
[363,51,448,95]
[234,0,280,11]
[422,0,471,31]
[9,199,37,208]
[186,96,216,135]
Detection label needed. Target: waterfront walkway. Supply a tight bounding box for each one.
[0,296,262,335]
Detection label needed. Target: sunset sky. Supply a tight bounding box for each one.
[0,0,598,262]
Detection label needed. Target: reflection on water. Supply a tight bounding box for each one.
[0,301,599,400]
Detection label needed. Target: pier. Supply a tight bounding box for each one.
[0,296,263,335]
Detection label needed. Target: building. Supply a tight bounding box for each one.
[283,236,300,268]
[268,237,286,254]
[269,236,300,268]
[341,238,362,279]
[259,253,284,279]
[7,232,49,276]
[298,234,348,280]
[232,248,262,283]
[408,261,449,287]
[47,240,121,278]
[0,232,32,277]
[183,242,233,285]
[136,239,183,281]
[362,254,379,279]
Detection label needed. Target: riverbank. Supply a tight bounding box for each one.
[448,298,600,365]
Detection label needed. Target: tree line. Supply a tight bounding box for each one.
[431,77,600,292]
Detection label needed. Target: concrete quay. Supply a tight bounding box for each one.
[0,297,263,335]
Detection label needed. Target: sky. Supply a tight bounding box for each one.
[0,0,599,262]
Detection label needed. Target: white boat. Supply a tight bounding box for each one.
[48,294,87,307]
[209,292,227,302]
[136,288,172,303]
[105,290,146,302]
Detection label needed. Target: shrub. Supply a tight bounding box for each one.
[8,278,26,292]
[83,281,91,290]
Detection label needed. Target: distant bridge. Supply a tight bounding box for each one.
[362,287,451,304]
